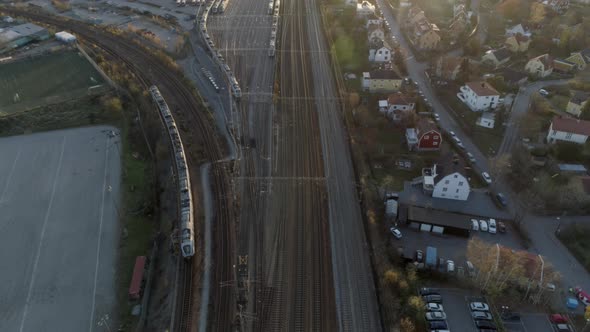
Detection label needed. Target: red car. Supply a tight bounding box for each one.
[550,314,568,324]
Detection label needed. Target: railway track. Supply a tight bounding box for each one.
[0,7,236,332]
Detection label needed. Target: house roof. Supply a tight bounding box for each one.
[466,81,500,96]
[551,116,590,136]
[530,53,554,68]
[406,128,418,141]
[406,206,472,230]
[408,6,424,18]
[514,33,530,43]
[491,48,512,62]
[370,69,401,80]
[571,91,590,105]
[387,92,415,105]
[416,118,439,137]
[9,23,46,37]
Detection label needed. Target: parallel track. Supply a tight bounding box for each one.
[0,7,235,332]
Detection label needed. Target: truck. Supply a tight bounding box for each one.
[425,246,437,268]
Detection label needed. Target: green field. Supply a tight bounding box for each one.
[0,51,106,113]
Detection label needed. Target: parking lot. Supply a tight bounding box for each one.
[0,127,120,332]
[503,313,559,332]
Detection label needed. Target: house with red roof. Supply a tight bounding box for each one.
[547,116,590,144]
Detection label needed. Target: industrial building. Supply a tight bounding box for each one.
[0,23,50,53]
[399,205,472,237]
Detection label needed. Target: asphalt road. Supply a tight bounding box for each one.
[0,126,120,332]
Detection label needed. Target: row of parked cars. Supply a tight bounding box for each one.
[471,218,506,234]
[468,300,498,331]
[420,288,450,331]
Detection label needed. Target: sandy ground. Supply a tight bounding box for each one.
[0,126,121,332]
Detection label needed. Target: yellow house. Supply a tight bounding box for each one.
[362,70,403,93]
[505,34,530,53]
[565,48,590,70]
[566,91,590,117]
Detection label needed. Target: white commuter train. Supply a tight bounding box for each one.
[149,86,195,259]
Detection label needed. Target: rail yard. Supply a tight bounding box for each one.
[1,0,380,330]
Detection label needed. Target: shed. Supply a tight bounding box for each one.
[55,31,76,43]
[406,205,471,237]
[558,163,588,174]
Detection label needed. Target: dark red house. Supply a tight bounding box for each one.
[416,119,441,151]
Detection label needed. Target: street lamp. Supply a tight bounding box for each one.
[556,216,562,234]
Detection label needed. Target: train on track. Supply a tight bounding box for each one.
[149,86,195,259]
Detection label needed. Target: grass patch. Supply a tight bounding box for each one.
[0,50,106,113]
[558,224,590,273]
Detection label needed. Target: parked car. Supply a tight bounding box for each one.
[475,320,497,329]
[539,88,549,96]
[550,314,568,324]
[390,227,402,239]
[470,302,490,311]
[429,320,448,330]
[433,113,440,122]
[446,260,455,273]
[479,220,488,232]
[467,152,476,163]
[556,324,572,331]
[501,312,521,321]
[481,172,492,184]
[471,219,479,231]
[423,294,443,304]
[425,311,447,320]
[415,250,424,262]
[488,219,497,234]
[495,193,508,208]
[466,260,476,277]
[472,311,493,320]
[449,131,456,137]
[420,288,440,296]
[425,303,444,312]
[498,221,507,233]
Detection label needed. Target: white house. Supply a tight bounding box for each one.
[365,15,383,28]
[369,45,392,63]
[525,54,554,78]
[422,165,470,201]
[476,112,495,128]
[379,92,416,121]
[356,1,376,17]
[505,23,532,37]
[547,116,590,144]
[457,81,500,112]
[432,172,470,201]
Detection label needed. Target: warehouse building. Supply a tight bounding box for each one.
[0,23,50,53]
[399,205,472,237]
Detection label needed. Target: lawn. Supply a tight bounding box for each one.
[0,50,106,113]
[558,224,590,273]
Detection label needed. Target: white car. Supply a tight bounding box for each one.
[479,220,488,232]
[425,311,447,320]
[433,113,440,121]
[425,303,444,312]
[470,302,490,311]
[539,88,549,96]
[449,131,456,137]
[481,172,492,184]
[390,227,402,239]
[471,219,479,231]
[488,219,497,234]
[467,152,476,163]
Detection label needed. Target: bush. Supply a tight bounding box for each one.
[554,142,583,162]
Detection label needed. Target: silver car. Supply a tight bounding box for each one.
[425,311,447,321]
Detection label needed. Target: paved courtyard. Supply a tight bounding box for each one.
[0,126,121,332]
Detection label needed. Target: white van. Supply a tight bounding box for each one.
[488,219,497,234]
[471,219,479,231]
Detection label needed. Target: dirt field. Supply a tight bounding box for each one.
[0,50,106,113]
[0,126,120,332]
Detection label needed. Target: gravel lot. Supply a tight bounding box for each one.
[0,126,121,332]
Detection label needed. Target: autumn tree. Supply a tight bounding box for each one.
[399,317,416,332]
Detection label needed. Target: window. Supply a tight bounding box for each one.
[434,135,439,139]
[552,130,557,136]
[378,50,382,54]
[424,135,430,139]
[445,180,450,184]
[456,189,459,193]
[454,174,458,178]
[442,187,448,192]
[459,181,464,186]
[566,133,573,139]
[433,141,438,145]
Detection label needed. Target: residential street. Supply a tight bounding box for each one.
[376,0,590,305]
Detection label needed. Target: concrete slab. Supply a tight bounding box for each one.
[0,126,121,332]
